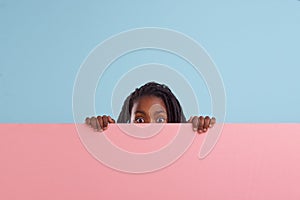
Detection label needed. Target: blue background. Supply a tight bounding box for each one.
[1,0,299,123]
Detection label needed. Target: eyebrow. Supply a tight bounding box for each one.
[134,110,146,115]
[154,110,167,115]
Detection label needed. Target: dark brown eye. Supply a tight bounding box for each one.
[156,117,166,123]
[135,117,145,123]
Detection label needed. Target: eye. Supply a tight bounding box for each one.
[135,117,145,123]
[156,117,166,123]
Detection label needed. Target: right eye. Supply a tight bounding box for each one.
[135,117,145,123]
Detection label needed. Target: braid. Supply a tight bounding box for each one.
[127,82,185,123]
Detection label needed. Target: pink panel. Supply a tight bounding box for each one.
[0,124,300,200]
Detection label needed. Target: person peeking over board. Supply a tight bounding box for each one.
[85,81,216,134]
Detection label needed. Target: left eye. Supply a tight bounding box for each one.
[156,118,166,123]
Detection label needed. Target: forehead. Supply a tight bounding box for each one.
[133,95,166,110]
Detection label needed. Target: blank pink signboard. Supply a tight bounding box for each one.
[1,124,300,200]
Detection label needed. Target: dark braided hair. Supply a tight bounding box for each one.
[122,82,186,123]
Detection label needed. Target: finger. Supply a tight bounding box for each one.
[191,116,198,131]
[97,116,103,131]
[103,115,108,130]
[108,116,115,123]
[85,117,91,125]
[187,116,193,123]
[90,117,98,130]
[209,117,216,128]
[95,117,101,132]
[198,116,204,134]
[203,116,210,132]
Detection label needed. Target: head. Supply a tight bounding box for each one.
[128,82,184,123]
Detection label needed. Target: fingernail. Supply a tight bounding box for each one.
[193,128,197,131]
[203,128,207,132]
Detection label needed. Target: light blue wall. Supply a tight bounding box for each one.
[1,0,299,123]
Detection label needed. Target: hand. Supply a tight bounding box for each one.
[85,115,115,131]
[188,116,216,134]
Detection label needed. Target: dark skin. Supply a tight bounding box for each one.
[86,95,216,134]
